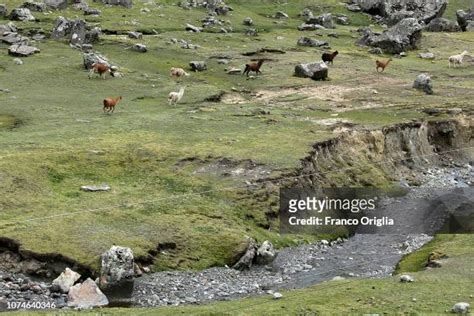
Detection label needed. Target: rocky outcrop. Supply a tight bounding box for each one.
[456,6,474,31]
[99,246,135,301]
[349,0,447,25]
[413,73,433,95]
[68,278,109,309]
[426,18,460,32]
[357,18,423,54]
[294,62,328,81]
[51,17,101,47]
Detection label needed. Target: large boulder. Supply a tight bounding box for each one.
[83,51,109,69]
[413,73,433,95]
[131,43,147,52]
[357,18,422,54]
[51,17,101,46]
[426,18,460,32]
[99,246,134,301]
[349,0,447,25]
[1,32,29,45]
[232,237,257,271]
[189,60,207,72]
[68,278,109,309]
[307,13,335,29]
[93,0,132,9]
[9,8,35,21]
[255,241,277,265]
[45,0,68,10]
[295,62,328,80]
[8,44,39,56]
[51,268,81,293]
[297,36,328,47]
[21,1,46,12]
[0,4,7,17]
[456,6,474,31]
[0,23,17,36]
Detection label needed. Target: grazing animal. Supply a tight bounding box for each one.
[170,67,190,80]
[103,96,122,113]
[448,51,469,68]
[168,87,185,105]
[376,58,392,72]
[322,50,339,65]
[89,63,111,79]
[243,59,264,77]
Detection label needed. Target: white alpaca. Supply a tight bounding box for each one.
[448,51,469,68]
[168,87,185,105]
[170,67,190,80]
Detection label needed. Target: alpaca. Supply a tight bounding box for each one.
[243,59,264,77]
[170,67,190,80]
[89,63,111,79]
[168,87,185,105]
[322,50,339,65]
[448,51,469,68]
[103,96,122,113]
[376,58,392,72]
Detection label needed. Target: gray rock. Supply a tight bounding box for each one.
[21,1,46,12]
[52,17,100,46]
[466,21,474,31]
[245,28,257,36]
[83,8,101,16]
[131,43,147,52]
[273,11,288,19]
[9,8,35,21]
[0,23,17,35]
[346,4,361,12]
[426,18,460,32]
[189,60,207,72]
[255,241,277,265]
[307,13,334,29]
[357,18,423,54]
[128,31,142,39]
[52,268,81,293]
[0,4,7,17]
[232,237,257,270]
[273,292,283,299]
[452,302,470,313]
[368,47,383,54]
[68,278,109,309]
[335,15,350,25]
[69,19,87,46]
[13,58,23,65]
[8,44,39,56]
[418,52,435,60]
[80,184,111,192]
[351,0,447,25]
[399,274,414,282]
[298,23,325,31]
[185,23,202,33]
[413,73,433,95]
[45,0,68,10]
[297,36,328,47]
[456,7,474,31]
[99,246,135,301]
[299,8,313,19]
[1,32,29,45]
[294,62,328,80]
[93,0,132,9]
[243,17,253,26]
[226,67,241,75]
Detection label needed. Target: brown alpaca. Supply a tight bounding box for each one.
[243,59,264,77]
[376,58,392,72]
[89,63,111,79]
[322,50,339,65]
[103,96,122,113]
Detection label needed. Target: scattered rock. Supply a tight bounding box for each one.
[299,8,313,19]
[9,8,35,21]
[0,4,7,17]
[456,7,474,31]
[21,1,46,12]
[8,44,39,57]
[226,67,241,75]
[83,51,109,69]
[92,0,132,9]
[1,32,29,45]
[80,184,111,192]
[413,73,433,95]
[189,60,207,72]
[52,268,81,293]
[294,62,328,81]
[83,8,101,16]
[357,18,423,54]
[68,278,109,309]
[245,28,257,36]
[255,241,276,265]
[425,259,443,268]
[128,31,142,39]
[51,17,101,46]
[242,17,253,26]
[185,23,202,33]
[298,23,325,31]
[418,52,435,60]
[307,13,334,29]
[426,18,460,32]
[368,47,383,55]
[13,58,23,65]
[346,3,361,12]
[232,237,257,270]
[452,302,470,313]
[45,0,68,10]
[399,274,414,282]
[99,246,135,301]
[131,43,147,52]
[273,292,283,299]
[273,11,288,19]
[297,36,328,47]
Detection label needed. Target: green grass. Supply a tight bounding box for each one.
[0,0,473,274]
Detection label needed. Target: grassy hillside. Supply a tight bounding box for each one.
[0,0,473,273]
